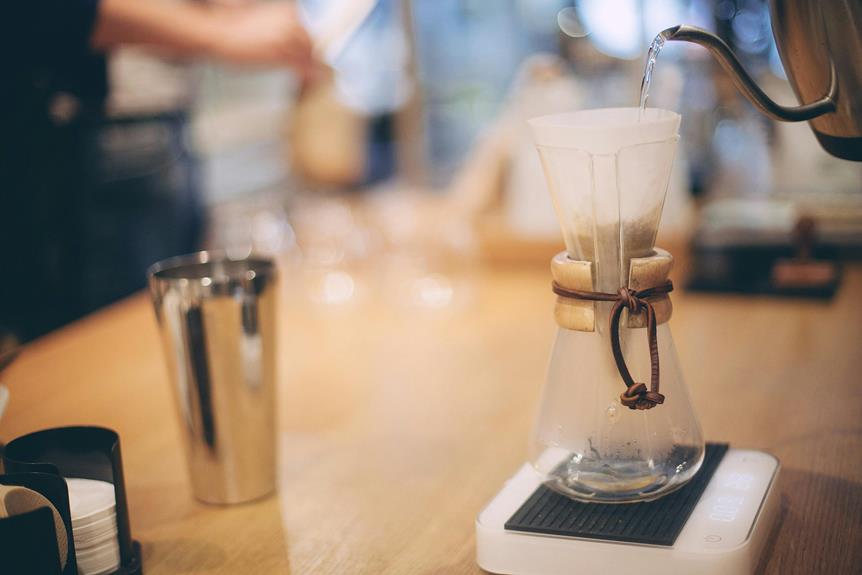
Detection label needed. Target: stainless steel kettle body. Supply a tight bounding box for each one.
[664,0,862,161]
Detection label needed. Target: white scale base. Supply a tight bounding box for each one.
[477,449,780,575]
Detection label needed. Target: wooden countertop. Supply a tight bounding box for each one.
[2,261,861,574]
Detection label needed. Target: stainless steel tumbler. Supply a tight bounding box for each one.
[148,252,278,504]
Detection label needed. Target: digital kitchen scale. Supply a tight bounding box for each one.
[476,445,780,575]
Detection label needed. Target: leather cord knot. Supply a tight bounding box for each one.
[552,280,674,411]
[620,382,665,410]
[617,287,642,315]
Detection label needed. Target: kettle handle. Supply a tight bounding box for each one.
[663,25,836,122]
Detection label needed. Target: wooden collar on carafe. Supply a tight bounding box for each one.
[550,249,674,411]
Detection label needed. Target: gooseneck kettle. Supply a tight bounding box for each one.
[663,0,861,161]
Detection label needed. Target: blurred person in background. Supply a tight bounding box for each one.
[1,0,316,342]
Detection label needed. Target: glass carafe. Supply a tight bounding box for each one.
[529,108,704,503]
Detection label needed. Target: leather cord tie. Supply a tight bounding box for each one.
[552,280,674,411]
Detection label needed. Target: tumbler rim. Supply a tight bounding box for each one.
[147,250,276,284]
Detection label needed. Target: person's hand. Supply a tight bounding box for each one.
[209,2,315,73]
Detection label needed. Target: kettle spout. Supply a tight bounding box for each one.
[660,24,836,122]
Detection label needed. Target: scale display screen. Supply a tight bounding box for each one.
[676,451,778,550]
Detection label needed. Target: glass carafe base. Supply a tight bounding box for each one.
[541,444,704,503]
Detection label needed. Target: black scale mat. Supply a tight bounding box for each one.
[505,443,728,546]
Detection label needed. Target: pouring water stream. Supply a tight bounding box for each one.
[639,31,670,121]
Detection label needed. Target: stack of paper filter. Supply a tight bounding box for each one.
[66,478,121,575]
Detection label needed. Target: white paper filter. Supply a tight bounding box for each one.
[528,107,680,155]
[65,478,121,575]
